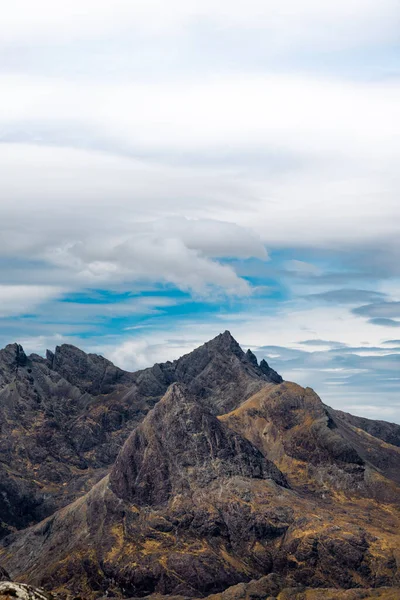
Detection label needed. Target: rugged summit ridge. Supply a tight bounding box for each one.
[0,332,283,537]
[132,330,283,414]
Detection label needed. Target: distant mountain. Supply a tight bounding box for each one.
[0,333,399,599]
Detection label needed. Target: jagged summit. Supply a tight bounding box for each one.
[245,348,258,366]
[110,382,288,505]
[204,329,243,353]
[144,330,284,413]
[45,343,135,395]
[0,343,27,373]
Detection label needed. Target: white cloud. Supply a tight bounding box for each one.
[1,72,400,257]
[0,0,398,51]
[46,234,251,295]
[0,144,265,295]
[151,218,267,260]
[2,74,399,156]
[0,285,63,317]
[285,260,321,276]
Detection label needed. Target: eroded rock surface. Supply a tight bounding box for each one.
[0,582,53,599]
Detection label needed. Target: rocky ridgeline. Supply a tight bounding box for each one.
[0,332,283,537]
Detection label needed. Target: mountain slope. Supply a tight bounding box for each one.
[0,384,291,598]
[1,380,399,598]
[220,382,400,501]
[333,410,400,448]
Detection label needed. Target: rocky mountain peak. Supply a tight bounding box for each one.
[259,358,283,383]
[245,348,258,366]
[45,343,134,395]
[0,343,27,369]
[110,382,288,505]
[152,331,284,414]
[205,330,243,355]
[0,335,399,600]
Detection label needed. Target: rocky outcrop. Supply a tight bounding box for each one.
[0,582,53,599]
[110,383,288,505]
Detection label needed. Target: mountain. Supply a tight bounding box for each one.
[0,333,399,600]
[0,332,280,537]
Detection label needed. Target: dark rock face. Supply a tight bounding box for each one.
[45,344,135,395]
[0,566,9,581]
[259,359,283,384]
[110,383,288,505]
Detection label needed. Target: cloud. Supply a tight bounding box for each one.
[285,260,321,276]
[1,0,400,425]
[1,72,399,259]
[48,234,252,296]
[1,0,397,50]
[0,285,63,317]
[151,218,267,260]
[306,289,386,304]
[368,318,400,328]
[353,301,400,319]
[298,339,347,348]
[0,145,266,295]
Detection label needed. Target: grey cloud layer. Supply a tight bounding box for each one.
[305,289,386,304]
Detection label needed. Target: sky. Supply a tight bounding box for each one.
[1,1,400,423]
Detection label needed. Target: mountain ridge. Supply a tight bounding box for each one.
[0,332,283,538]
[0,332,399,599]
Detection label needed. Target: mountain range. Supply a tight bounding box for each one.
[0,331,399,600]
